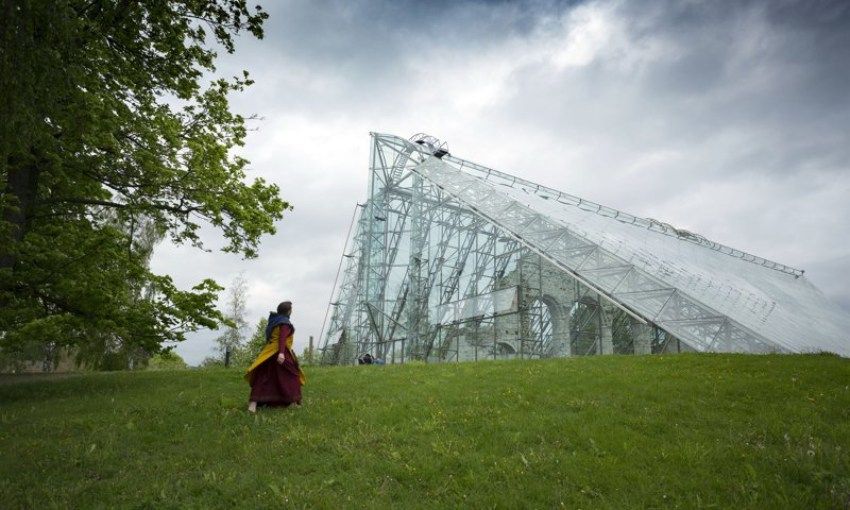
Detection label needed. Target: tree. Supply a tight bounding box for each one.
[0,1,286,368]
[231,316,268,367]
[199,355,225,369]
[300,335,315,366]
[214,272,249,367]
[80,213,167,370]
[147,349,188,370]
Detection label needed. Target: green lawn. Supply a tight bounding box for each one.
[1,354,849,509]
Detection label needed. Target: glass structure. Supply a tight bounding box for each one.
[319,133,850,364]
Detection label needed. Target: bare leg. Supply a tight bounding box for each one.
[248,401,257,413]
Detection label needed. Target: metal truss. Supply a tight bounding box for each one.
[319,133,850,364]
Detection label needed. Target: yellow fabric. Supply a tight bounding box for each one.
[244,325,306,385]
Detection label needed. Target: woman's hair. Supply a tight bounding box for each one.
[277,301,293,315]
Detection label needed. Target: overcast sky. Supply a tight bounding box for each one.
[149,0,850,365]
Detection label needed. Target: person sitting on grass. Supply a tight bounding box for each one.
[245,300,306,413]
[357,353,385,365]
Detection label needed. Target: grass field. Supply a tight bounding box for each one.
[1,354,849,509]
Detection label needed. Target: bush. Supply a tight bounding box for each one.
[147,351,188,370]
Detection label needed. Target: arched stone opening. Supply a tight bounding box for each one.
[494,341,517,358]
[528,294,571,357]
[610,309,635,354]
[569,296,601,355]
[529,296,553,350]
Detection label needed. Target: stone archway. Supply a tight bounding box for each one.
[494,341,517,358]
[528,294,571,357]
[569,295,602,356]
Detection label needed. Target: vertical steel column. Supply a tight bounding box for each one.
[361,137,391,357]
[406,170,427,361]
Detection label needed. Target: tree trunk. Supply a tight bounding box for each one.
[0,0,40,271]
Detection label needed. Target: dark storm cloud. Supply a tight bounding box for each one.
[152,0,850,364]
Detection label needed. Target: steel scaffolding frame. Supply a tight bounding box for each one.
[319,133,850,364]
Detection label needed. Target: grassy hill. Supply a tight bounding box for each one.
[1,354,849,509]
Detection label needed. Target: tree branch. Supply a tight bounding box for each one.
[52,197,203,215]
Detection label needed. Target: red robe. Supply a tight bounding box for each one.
[247,324,302,406]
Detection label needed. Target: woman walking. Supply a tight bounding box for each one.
[245,301,306,412]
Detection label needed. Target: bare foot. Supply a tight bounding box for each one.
[248,401,257,413]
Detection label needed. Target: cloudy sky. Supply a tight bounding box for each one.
[150,0,850,365]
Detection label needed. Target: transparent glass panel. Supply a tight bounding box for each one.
[320,134,850,364]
